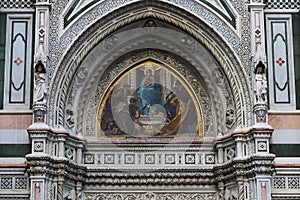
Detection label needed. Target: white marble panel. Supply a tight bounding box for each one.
[4,14,33,111]
[0,130,29,144]
[266,14,296,110]
[271,129,300,144]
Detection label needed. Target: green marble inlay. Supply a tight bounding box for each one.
[293,14,300,109]
[270,144,300,157]
[0,144,31,157]
[0,14,6,109]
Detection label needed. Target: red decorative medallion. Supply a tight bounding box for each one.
[276,57,285,67]
[14,57,23,66]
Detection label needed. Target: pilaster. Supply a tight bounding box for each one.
[33,0,51,109]
[34,0,50,62]
[249,0,269,126]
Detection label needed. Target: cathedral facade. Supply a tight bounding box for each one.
[0,0,300,199]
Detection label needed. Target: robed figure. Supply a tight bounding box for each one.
[137,69,163,116]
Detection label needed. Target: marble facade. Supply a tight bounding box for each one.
[0,0,299,199]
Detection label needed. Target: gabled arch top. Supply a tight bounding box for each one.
[60,0,239,54]
[64,0,236,29]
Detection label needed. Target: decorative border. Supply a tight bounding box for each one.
[4,14,33,110]
[48,3,251,130]
[266,0,300,9]
[273,176,300,189]
[0,0,33,9]
[59,0,239,54]
[84,50,213,137]
[84,192,216,199]
[64,0,236,28]
[0,176,28,190]
[9,21,27,104]
[48,0,247,80]
[271,21,290,104]
[266,14,296,110]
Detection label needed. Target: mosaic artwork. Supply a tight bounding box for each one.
[98,60,201,138]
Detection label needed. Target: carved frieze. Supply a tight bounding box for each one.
[84,192,216,200]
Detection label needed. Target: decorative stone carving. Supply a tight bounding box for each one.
[50,2,250,131]
[83,49,225,137]
[226,108,235,129]
[34,60,47,103]
[84,193,216,200]
[84,154,94,164]
[226,148,235,161]
[185,154,195,164]
[75,67,88,85]
[103,35,119,51]
[34,141,44,152]
[33,102,47,123]
[254,62,267,104]
[254,103,268,124]
[205,154,215,164]
[257,141,268,152]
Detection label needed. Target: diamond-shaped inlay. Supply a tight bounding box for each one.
[255,28,261,36]
[276,57,285,67]
[1,177,12,189]
[257,141,267,152]
[226,148,235,160]
[274,177,285,189]
[13,57,23,66]
[34,141,43,152]
[65,148,74,160]
[39,28,45,36]
[15,177,27,189]
[288,177,300,189]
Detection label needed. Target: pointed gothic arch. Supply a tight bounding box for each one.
[48,1,251,138]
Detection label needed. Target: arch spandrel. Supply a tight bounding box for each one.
[60,0,239,53]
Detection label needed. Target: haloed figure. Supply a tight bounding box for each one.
[137,69,163,116]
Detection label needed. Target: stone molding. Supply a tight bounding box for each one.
[84,192,216,200]
[47,1,252,131]
[26,126,275,199]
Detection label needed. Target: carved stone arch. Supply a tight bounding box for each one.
[64,27,236,138]
[84,49,211,138]
[48,1,251,134]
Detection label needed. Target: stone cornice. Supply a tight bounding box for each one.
[26,153,85,181]
[214,153,275,182]
[27,123,87,146]
[215,126,274,142]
